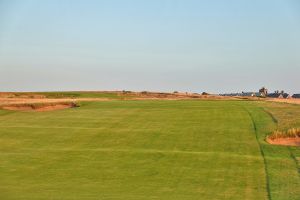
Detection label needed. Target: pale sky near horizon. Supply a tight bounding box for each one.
[0,0,300,94]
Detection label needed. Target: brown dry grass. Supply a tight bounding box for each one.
[1,102,79,112]
[0,97,110,106]
[266,98,300,105]
[267,128,300,140]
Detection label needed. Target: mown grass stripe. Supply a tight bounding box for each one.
[243,107,272,200]
[0,148,262,159]
[0,126,106,130]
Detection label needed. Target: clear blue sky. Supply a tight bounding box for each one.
[0,0,300,93]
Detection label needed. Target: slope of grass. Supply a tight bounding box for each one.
[0,100,298,199]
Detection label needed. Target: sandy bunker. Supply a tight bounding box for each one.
[266,137,300,147]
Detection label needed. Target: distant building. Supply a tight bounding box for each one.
[219,93,239,97]
[267,90,290,99]
[292,94,300,98]
[259,87,268,97]
[241,92,255,97]
[282,93,290,99]
[219,92,255,97]
[254,92,261,97]
[267,93,283,98]
[220,88,292,99]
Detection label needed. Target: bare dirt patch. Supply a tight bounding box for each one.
[266,137,300,146]
[1,102,78,112]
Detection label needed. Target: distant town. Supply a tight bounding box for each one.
[220,87,300,99]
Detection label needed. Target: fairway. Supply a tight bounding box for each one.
[0,100,299,200]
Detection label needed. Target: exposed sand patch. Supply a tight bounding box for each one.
[266,137,300,146]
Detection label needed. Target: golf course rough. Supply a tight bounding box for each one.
[0,100,299,200]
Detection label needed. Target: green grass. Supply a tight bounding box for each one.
[0,100,299,199]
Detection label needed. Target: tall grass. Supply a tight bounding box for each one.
[268,128,300,140]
